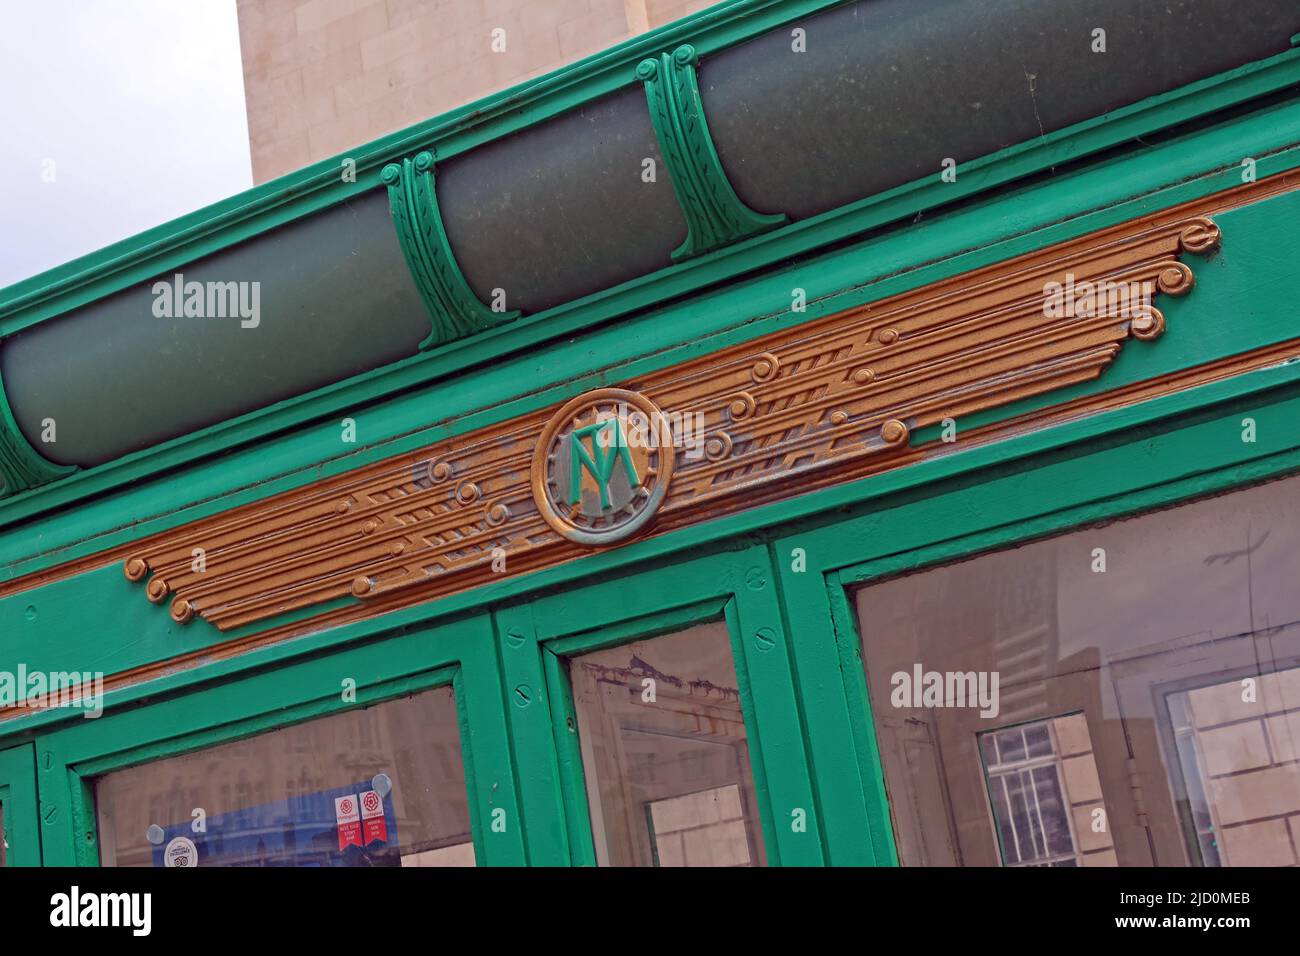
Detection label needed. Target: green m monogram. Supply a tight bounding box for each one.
[568,418,641,509]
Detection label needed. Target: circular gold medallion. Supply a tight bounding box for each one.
[531,388,676,546]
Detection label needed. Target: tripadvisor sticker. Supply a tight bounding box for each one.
[164,836,199,867]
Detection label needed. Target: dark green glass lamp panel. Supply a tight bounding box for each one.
[1,190,429,467]
[436,85,687,317]
[698,0,1299,222]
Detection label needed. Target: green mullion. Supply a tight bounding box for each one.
[34,740,79,866]
[825,572,897,865]
[719,594,782,864]
[769,547,877,865]
[541,647,598,867]
[492,603,573,866]
[725,549,825,865]
[455,635,528,867]
[0,743,41,867]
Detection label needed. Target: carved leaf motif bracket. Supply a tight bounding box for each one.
[381,150,520,349]
[0,367,77,497]
[638,44,787,260]
[123,215,1221,633]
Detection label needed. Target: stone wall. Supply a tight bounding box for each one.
[237,0,717,182]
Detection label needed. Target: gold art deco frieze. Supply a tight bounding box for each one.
[115,209,1229,634]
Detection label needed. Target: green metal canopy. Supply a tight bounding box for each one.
[0,0,1297,494]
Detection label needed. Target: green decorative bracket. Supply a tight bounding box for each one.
[381,151,520,350]
[638,44,786,261]
[0,367,76,496]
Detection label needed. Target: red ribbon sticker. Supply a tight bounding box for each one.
[335,794,363,851]
[359,789,388,846]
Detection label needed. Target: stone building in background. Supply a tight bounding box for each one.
[237,0,716,182]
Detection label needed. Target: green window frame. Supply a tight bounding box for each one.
[30,616,524,866]
[0,743,40,867]
[772,363,1300,865]
[493,545,823,866]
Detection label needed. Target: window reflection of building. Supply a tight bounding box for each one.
[857,473,1300,867]
[1163,667,1300,865]
[569,623,766,867]
[979,716,1115,866]
[95,686,475,867]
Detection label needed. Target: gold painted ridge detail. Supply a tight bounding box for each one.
[9,333,1297,721]
[111,211,1224,633]
[1,168,1293,656]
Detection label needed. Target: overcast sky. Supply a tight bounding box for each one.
[0,0,253,289]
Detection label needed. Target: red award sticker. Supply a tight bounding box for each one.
[359,789,388,845]
[335,794,362,851]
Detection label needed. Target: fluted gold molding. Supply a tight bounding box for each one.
[110,206,1229,633]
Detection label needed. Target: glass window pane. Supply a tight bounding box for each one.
[568,622,767,867]
[854,472,1300,867]
[94,686,474,867]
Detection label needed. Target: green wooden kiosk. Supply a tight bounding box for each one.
[3,0,1300,867]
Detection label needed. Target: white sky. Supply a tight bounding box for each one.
[0,0,253,289]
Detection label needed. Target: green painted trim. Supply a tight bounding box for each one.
[493,602,572,865]
[725,557,826,865]
[719,595,781,863]
[0,744,41,867]
[824,570,898,864]
[452,667,486,859]
[541,647,597,867]
[5,92,1299,546]
[543,597,729,654]
[0,369,75,496]
[381,151,519,348]
[2,61,1299,520]
[769,545,878,864]
[639,44,786,259]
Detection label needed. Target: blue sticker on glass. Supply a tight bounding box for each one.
[151,778,399,867]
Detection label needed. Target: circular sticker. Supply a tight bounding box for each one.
[531,389,676,547]
[164,836,199,868]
